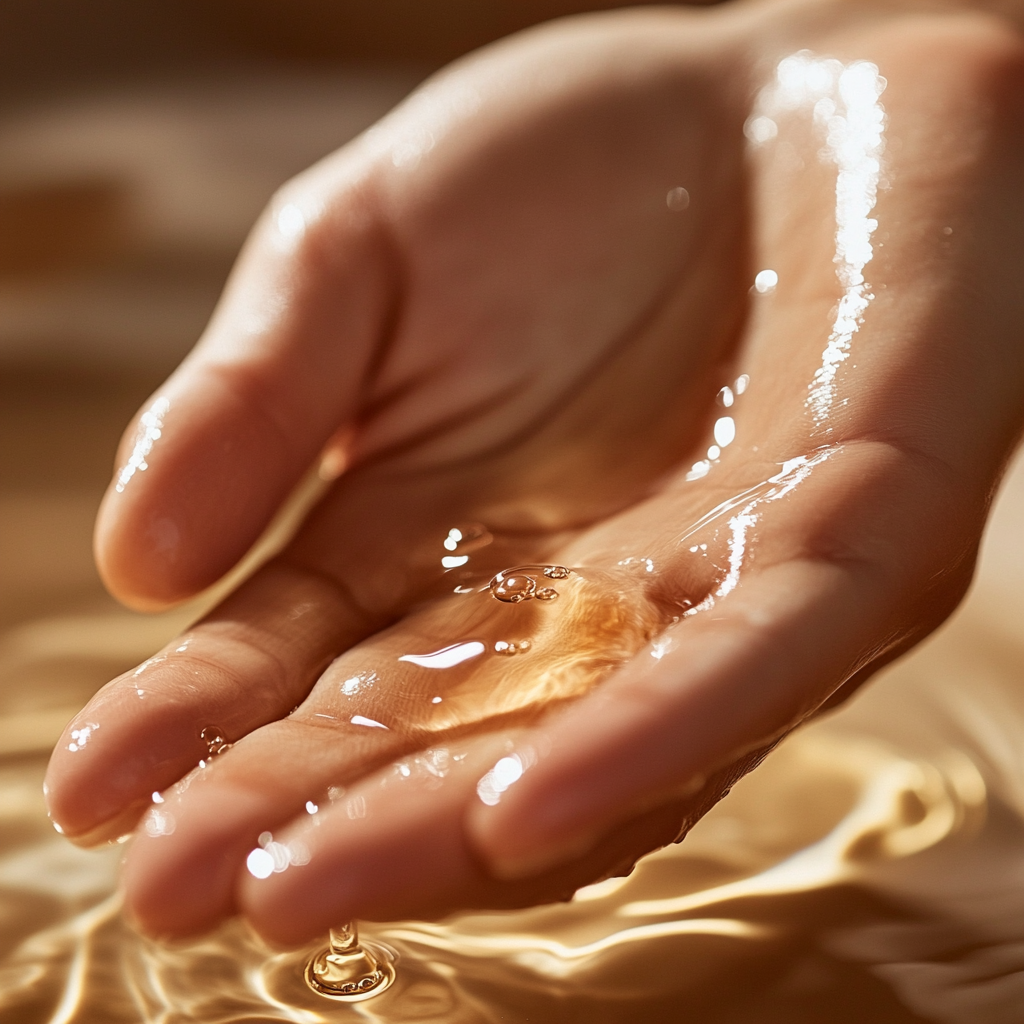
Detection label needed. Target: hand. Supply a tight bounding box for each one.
[45,0,1024,944]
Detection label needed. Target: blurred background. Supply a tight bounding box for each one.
[0,1,719,644]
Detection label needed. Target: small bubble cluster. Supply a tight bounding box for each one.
[489,565,570,604]
[494,640,531,656]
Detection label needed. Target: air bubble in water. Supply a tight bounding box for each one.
[489,566,571,603]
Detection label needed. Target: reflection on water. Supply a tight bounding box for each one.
[2,452,1024,1022]
[2,63,1024,1024]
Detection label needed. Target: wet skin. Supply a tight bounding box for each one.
[45,0,1024,944]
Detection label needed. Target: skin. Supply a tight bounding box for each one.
[44,0,1024,945]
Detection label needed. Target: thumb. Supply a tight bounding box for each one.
[95,159,395,608]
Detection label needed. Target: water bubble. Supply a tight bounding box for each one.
[200,726,231,758]
[489,566,571,603]
[491,573,534,603]
[494,639,532,656]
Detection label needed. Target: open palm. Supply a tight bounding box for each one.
[46,0,1024,944]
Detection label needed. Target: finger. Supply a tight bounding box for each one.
[119,714,416,939]
[117,531,710,940]
[236,732,692,947]
[44,560,377,845]
[465,444,972,880]
[96,157,395,609]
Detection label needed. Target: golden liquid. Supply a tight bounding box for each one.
[4,370,1024,1022]
[314,558,669,743]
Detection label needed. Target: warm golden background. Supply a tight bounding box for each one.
[2,5,1024,1023]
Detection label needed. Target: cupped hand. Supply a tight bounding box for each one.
[45,0,1024,943]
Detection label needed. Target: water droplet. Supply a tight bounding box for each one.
[666,186,690,211]
[350,715,389,730]
[200,725,231,758]
[714,416,736,448]
[247,847,274,879]
[399,641,485,669]
[440,523,494,569]
[143,808,176,837]
[494,639,532,656]
[489,566,571,603]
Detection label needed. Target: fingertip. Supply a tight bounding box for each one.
[122,787,264,940]
[44,707,152,842]
[236,812,373,946]
[93,379,295,608]
[94,488,183,611]
[463,745,605,882]
[238,761,486,935]
[465,801,603,883]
